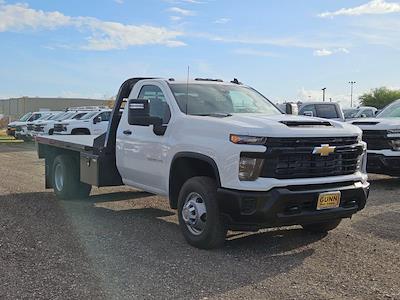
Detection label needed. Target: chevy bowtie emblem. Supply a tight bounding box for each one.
[313,144,336,156]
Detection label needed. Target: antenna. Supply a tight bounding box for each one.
[186,65,190,115]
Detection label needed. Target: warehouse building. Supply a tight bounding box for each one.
[0,97,108,120]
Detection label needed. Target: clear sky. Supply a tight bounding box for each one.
[0,0,399,107]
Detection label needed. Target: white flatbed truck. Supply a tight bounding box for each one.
[37,77,370,249]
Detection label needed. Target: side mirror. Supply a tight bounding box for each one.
[285,103,298,115]
[303,111,314,117]
[128,99,162,127]
[93,116,101,124]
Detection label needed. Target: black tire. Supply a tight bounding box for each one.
[177,176,227,249]
[52,155,92,200]
[302,219,342,233]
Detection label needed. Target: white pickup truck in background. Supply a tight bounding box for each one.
[37,77,370,249]
[349,99,400,175]
[14,111,52,140]
[53,109,112,135]
[32,111,90,136]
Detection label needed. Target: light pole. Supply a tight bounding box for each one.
[349,81,356,107]
[322,88,326,102]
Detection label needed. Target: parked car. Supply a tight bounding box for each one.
[349,99,400,175]
[344,106,377,120]
[298,102,345,122]
[53,109,112,135]
[37,77,369,249]
[6,112,33,137]
[14,112,51,140]
[26,111,62,140]
[32,111,89,137]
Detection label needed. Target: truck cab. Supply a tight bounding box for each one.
[299,102,345,122]
[349,99,400,175]
[37,77,369,249]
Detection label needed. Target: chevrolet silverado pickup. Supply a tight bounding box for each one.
[53,109,111,135]
[349,99,400,175]
[37,77,369,249]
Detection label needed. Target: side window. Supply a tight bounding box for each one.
[315,104,339,119]
[138,85,171,123]
[73,113,86,120]
[300,105,316,116]
[98,111,111,122]
[30,114,40,121]
[363,109,374,117]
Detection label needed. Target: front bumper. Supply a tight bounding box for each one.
[217,181,369,231]
[367,153,400,175]
[6,128,15,137]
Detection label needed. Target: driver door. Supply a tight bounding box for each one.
[116,84,172,195]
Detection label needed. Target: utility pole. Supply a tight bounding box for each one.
[322,88,326,102]
[349,81,356,107]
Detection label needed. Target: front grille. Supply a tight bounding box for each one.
[259,136,363,179]
[15,125,22,131]
[362,130,390,150]
[34,124,44,132]
[53,124,64,132]
[27,124,34,130]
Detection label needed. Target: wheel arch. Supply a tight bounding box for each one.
[168,152,221,209]
[71,128,91,135]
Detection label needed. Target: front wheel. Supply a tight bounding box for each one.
[302,219,342,233]
[52,155,92,200]
[177,176,227,249]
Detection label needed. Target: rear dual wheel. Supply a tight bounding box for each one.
[52,155,91,200]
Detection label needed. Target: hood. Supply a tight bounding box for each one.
[191,113,361,138]
[57,119,90,125]
[10,121,28,126]
[349,117,400,130]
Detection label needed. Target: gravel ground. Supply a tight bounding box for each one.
[0,142,399,300]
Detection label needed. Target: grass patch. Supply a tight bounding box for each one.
[0,129,24,143]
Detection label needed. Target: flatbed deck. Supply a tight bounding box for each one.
[36,135,100,152]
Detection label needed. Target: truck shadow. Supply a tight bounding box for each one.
[0,191,325,299]
[366,176,400,207]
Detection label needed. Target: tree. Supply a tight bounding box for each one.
[359,87,400,109]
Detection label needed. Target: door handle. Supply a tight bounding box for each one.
[123,130,132,135]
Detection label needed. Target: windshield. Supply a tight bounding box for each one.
[377,101,400,118]
[48,112,66,120]
[36,113,52,121]
[19,112,32,121]
[344,109,359,118]
[80,111,98,120]
[169,84,281,116]
[58,112,76,120]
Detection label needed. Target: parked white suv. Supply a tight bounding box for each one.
[53,109,112,135]
[349,99,400,175]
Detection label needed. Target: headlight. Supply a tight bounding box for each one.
[389,139,400,151]
[357,134,362,143]
[230,134,267,145]
[239,156,264,181]
[387,129,400,138]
